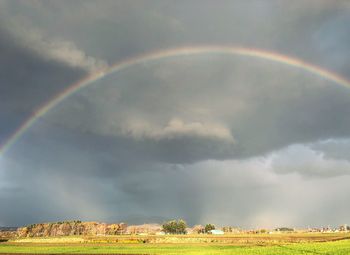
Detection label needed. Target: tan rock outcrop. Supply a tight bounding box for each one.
[126,223,162,234]
[16,221,127,237]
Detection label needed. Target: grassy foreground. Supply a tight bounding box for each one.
[1,241,350,255]
[1,234,350,255]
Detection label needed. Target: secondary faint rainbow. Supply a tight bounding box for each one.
[1,45,350,155]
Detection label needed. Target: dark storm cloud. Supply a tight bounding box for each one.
[2,0,350,70]
[1,0,350,228]
[0,27,87,146]
[310,139,350,161]
[45,56,350,162]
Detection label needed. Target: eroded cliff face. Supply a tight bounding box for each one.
[0,230,17,240]
[17,221,127,237]
[126,224,162,234]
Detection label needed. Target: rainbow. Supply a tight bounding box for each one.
[1,45,350,155]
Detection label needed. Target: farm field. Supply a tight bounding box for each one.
[1,233,350,255]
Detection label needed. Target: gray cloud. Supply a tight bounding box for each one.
[0,27,86,146]
[3,140,350,228]
[44,55,350,163]
[270,144,350,178]
[310,139,350,161]
[1,0,350,228]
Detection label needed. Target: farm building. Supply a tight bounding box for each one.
[209,229,224,235]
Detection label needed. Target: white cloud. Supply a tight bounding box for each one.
[121,118,234,141]
[9,23,107,72]
[270,144,350,178]
[310,139,350,161]
[34,37,108,72]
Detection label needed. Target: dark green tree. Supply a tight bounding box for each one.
[205,224,215,233]
[177,219,187,234]
[162,219,187,234]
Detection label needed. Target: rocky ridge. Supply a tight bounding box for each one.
[16,221,127,237]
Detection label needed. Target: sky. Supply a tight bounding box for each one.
[1,0,350,229]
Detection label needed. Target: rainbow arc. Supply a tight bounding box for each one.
[1,46,350,155]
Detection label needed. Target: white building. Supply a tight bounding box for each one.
[209,229,224,235]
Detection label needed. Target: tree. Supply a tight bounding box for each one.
[177,219,187,234]
[162,219,187,234]
[205,224,215,233]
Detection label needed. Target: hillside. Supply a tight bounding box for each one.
[16,221,127,237]
[0,227,17,240]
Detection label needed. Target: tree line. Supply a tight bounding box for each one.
[162,219,216,234]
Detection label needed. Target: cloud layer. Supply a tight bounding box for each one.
[1,0,350,228]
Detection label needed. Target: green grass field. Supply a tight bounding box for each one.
[1,234,350,255]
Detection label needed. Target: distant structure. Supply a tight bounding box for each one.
[209,229,224,235]
[275,227,295,232]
